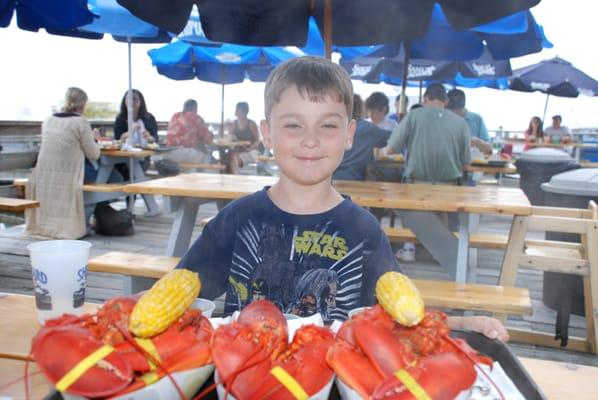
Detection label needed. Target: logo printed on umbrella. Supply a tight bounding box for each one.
[216,53,242,62]
[407,65,437,79]
[530,82,550,91]
[351,64,373,78]
[471,63,496,76]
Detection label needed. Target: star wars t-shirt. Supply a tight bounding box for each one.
[177,188,401,321]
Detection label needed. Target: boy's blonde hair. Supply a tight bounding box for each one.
[264,56,353,120]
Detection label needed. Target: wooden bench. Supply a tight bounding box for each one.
[0,197,39,212]
[12,179,124,193]
[87,251,531,316]
[498,201,598,353]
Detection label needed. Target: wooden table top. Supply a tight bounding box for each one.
[0,359,53,399]
[505,140,598,149]
[211,139,252,148]
[0,293,99,360]
[124,173,532,216]
[101,148,155,158]
[0,197,39,212]
[376,155,517,174]
[519,357,598,399]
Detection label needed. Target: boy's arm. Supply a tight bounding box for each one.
[176,218,232,300]
[447,315,509,342]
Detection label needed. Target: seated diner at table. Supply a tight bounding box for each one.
[225,101,261,174]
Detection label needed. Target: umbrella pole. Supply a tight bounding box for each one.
[126,38,134,148]
[399,42,411,117]
[220,66,225,138]
[323,0,332,59]
[542,93,550,123]
[419,81,423,103]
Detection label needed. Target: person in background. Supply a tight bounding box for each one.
[410,103,423,111]
[226,101,261,174]
[113,89,158,180]
[25,87,100,239]
[389,94,409,123]
[447,89,491,155]
[333,94,391,181]
[176,56,508,341]
[544,114,572,142]
[164,99,213,164]
[524,116,543,151]
[365,92,398,131]
[386,83,471,263]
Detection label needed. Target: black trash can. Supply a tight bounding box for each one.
[540,168,598,345]
[515,148,579,206]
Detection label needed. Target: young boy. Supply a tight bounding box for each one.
[177,56,508,341]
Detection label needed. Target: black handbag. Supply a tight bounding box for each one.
[94,203,134,236]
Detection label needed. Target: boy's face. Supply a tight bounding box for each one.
[367,108,385,124]
[261,86,355,186]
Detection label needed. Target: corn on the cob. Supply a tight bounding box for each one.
[129,269,201,338]
[375,271,424,327]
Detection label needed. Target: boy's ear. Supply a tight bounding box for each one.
[345,119,356,150]
[260,119,273,149]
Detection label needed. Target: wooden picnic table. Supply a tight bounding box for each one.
[0,293,595,399]
[124,173,531,288]
[505,140,598,161]
[0,293,99,361]
[98,148,160,216]
[0,197,39,212]
[376,155,518,175]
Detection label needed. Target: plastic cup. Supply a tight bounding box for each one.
[27,240,91,324]
[191,298,216,318]
[347,306,371,318]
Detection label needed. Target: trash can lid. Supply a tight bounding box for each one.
[519,147,573,162]
[541,168,598,196]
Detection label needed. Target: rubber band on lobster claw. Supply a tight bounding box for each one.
[270,366,309,400]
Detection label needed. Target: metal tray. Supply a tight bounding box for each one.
[451,330,546,400]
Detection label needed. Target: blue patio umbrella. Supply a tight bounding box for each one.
[117,0,540,54]
[148,40,303,134]
[342,47,512,86]
[0,0,95,32]
[509,56,598,122]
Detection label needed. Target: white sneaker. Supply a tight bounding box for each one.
[396,247,415,263]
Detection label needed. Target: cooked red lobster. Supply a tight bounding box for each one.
[327,305,494,400]
[209,300,335,400]
[30,296,213,398]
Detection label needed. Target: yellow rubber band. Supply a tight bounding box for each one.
[135,337,161,371]
[394,369,432,400]
[141,371,160,385]
[270,366,309,400]
[55,345,115,392]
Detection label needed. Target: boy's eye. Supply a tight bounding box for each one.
[284,123,301,129]
[322,123,339,129]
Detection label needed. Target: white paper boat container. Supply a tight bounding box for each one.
[191,298,216,318]
[62,364,214,400]
[214,370,335,400]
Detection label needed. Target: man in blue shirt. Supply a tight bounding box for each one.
[447,89,492,155]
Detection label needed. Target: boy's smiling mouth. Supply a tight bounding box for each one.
[295,155,325,162]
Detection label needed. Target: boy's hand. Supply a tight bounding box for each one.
[447,316,509,342]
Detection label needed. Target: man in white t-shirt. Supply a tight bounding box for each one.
[544,115,571,138]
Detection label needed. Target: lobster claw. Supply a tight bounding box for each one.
[32,326,132,398]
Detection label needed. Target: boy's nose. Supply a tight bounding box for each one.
[301,129,320,148]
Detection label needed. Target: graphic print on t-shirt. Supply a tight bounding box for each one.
[226,220,364,321]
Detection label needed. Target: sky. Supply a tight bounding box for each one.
[0,0,596,133]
